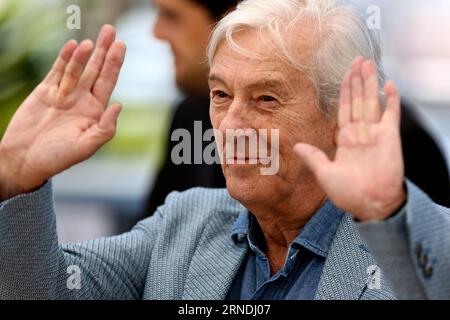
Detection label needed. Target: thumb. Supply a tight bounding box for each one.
[87,103,122,147]
[98,103,122,135]
[294,143,331,178]
[382,80,401,127]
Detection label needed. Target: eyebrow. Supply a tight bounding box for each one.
[254,80,285,91]
[208,74,288,95]
[208,74,226,85]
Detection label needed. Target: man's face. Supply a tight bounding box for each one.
[153,0,214,95]
[209,28,337,207]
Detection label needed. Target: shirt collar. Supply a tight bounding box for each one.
[231,209,251,243]
[230,200,344,258]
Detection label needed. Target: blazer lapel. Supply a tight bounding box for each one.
[315,214,377,300]
[182,209,248,300]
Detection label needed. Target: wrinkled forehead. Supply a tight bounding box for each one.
[209,28,315,87]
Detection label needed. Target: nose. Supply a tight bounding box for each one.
[153,15,168,41]
[218,98,250,132]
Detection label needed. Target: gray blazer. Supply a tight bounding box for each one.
[0,182,396,300]
[357,181,450,300]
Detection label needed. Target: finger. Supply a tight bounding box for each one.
[361,60,382,123]
[79,25,116,90]
[338,70,352,129]
[337,126,358,147]
[84,103,122,154]
[351,57,365,122]
[92,41,127,106]
[357,121,370,145]
[98,102,122,132]
[381,80,401,127]
[43,40,78,85]
[294,143,331,179]
[58,40,94,99]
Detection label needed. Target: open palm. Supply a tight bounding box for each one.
[0,25,126,196]
[295,58,405,221]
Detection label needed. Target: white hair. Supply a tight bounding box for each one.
[207,0,385,115]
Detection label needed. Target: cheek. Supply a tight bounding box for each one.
[276,132,300,171]
[271,111,308,148]
[275,104,334,144]
[271,110,333,172]
[209,107,224,129]
[170,30,194,56]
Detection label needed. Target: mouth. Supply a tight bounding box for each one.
[225,156,271,164]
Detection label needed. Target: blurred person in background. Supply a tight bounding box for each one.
[400,102,450,207]
[141,0,239,218]
[141,0,449,225]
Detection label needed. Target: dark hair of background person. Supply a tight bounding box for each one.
[191,0,239,19]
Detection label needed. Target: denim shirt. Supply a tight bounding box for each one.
[227,200,344,300]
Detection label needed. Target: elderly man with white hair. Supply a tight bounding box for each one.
[0,0,443,300]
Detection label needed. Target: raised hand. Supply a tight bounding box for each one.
[0,25,126,200]
[294,57,406,221]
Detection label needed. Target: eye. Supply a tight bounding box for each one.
[211,90,230,103]
[260,95,278,103]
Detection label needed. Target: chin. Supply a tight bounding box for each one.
[224,165,273,205]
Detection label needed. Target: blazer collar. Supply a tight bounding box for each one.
[182,208,249,300]
[314,214,378,300]
[183,209,380,300]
